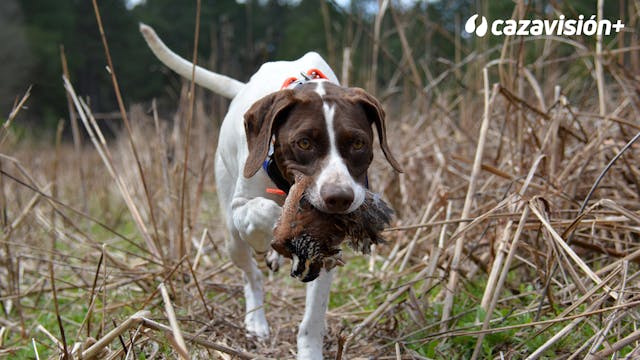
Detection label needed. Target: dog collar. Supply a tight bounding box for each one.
[280,68,328,90]
[263,155,290,196]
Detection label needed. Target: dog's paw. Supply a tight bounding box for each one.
[296,341,324,360]
[252,197,282,226]
[245,312,270,340]
[265,250,283,272]
[233,197,282,253]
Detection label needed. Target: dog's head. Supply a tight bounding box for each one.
[243,81,402,214]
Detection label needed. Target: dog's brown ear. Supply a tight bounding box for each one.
[243,90,297,178]
[349,88,403,173]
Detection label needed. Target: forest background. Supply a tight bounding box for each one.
[3,0,625,131]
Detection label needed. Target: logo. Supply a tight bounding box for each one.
[465,14,625,37]
[465,14,488,37]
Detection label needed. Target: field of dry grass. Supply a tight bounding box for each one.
[2,2,640,359]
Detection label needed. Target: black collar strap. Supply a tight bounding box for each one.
[262,155,291,195]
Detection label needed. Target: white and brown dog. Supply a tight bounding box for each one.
[140,24,402,359]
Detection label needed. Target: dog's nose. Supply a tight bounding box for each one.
[320,184,354,213]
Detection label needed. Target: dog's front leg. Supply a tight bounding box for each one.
[229,195,282,339]
[297,268,335,360]
[226,235,270,339]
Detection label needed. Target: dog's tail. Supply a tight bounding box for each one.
[139,23,245,99]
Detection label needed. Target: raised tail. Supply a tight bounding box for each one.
[139,23,244,99]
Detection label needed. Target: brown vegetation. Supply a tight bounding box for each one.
[1,1,640,359]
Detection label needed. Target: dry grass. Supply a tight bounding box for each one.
[2,2,640,359]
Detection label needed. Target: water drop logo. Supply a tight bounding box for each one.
[465,14,488,37]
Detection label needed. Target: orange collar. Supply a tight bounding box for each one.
[280,68,328,90]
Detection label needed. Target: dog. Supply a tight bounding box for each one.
[140,23,402,359]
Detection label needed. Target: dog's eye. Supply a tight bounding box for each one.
[297,138,312,150]
[352,139,365,150]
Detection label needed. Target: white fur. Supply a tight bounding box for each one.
[314,80,327,97]
[140,24,345,359]
[139,23,244,99]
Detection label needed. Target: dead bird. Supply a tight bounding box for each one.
[272,175,393,282]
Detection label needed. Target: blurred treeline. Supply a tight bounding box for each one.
[1,0,630,131]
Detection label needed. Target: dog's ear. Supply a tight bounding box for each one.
[243,90,297,178]
[348,88,403,173]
